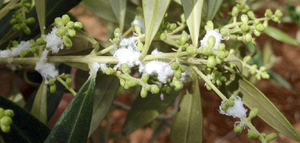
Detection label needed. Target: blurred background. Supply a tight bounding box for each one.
[1,0,300,142]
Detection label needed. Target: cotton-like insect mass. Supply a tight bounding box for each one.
[0,41,31,58]
[45,27,64,53]
[219,96,247,119]
[200,30,223,50]
[114,36,142,68]
[35,50,58,83]
[143,61,174,83]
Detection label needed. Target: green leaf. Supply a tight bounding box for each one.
[181,0,204,47]
[264,26,298,46]
[30,79,48,124]
[0,95,50,143]
[206,0,223,20]
[82,0,117,23]
[35,0,46,34]
[123,91,178,135]
[109,0,127,32]
[44,75,96,143]
[171,78,203,143]
[88,75,119,136]
[0,0,18,20]
[239,78,300,142]
[143,0,171,50]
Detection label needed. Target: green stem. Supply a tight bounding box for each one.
[122,27,133,37]
[169,23,186,35]
[57,77,77,96]
[192,66,228,101]
[96,44,116,55]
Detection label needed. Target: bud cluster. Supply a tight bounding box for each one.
[0,108,14,133]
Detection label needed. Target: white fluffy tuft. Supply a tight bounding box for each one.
[200,30,223,50]
[35,50,58,82]
[0,41,31,58]
[132,18,145,33]
[143,61,174,83]
[46,27,64,53]
[219,96,247,119]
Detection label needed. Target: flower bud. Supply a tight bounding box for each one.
[247,129,259,139]
[4,110,14,117]
[254,30,261,37]
[66,78,72,87]
[67,29,76,37]
[26,17,36,24]
[24,26,31,35]
[62,14,70,25]
[205,21,214,31]
[175,70,182,79]
[56,27,66,37]
[207,56,217,68]
[74,22,83,29]
[172,80,183,91]
[265,133,277,142]
[121,64,130,74]
[275,10,283,18]
[10,18,17,24]
[55,17,64,27]
[180,14,186,23]
[150,85,160,94]
[48,79,56,85]
[241,14,249,23]
[168,23,177,31]
[50,84,57,94]
[232,6,239,16]
[171,63,179,70]
[140,88,148,98]
[1,125,10,133]
[255,24,265,32]
[234,124,243,134]
[244,33,252,42]
[67,21,75,28]
[265,9,273,18]
[63,36,72,48]
[160,33,167,41]
[180,31,189,44]
[247,11,256,20]
[241,23,249,32]
[249,108,258,120]
[1,116,12,126]
[141,74,150,82]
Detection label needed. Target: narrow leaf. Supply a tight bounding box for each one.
[88,75,119,136]
[123,91,178,135]
[143,0,171,50]
[31,79,48,124]
[0,95,50,143]
[207,0,223,20]
[239,78,300,142]
[264,27,298,45]
[44,75,96,143]
[181,0,204,47]
[35,0,46,34]
[171,78,203,143]
[109,0,127,32]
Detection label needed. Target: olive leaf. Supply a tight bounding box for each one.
[35,0,46,34]
[30,79,48,124]
[239,78,300,142]
[142,0,171,51]
[181,0,204,47]
[109,0,127,32]
[171,78,203,143]
[264,26,298,46]
[0,95,50,143]
[44,74,96,143]
[206,0,223,20]
[88,75,119,136]
[122,91,178,135]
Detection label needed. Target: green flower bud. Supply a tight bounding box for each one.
[275,10,283,18]
[66,78,72,87]
[261,72,270,79]
[241,23,249,32]
[56,27,67,37]
[234,124,243,134]
[175,70,182,79]
[23,26,31,35]
[20,50,29,57]
[121,64,130,74]
[66,21,75,28]
[227,99,235,107]
[55,17,64,27]
[254,30,261,37]
[50,84,57,94]
[160,33,167,41]
[247,130,259,139]
[137,41,143,51]
[48,79,56,85]
[180,14,186,23]
[74,22,83,29]
[220,27,229,35]
[4,110,14,117]
[244,33,252,42]
[205,21,214,31]
[140,88,148,98]
[241,14,249,23]
[207,36,216,49]
[26,17,35,24]
[232,6,239,16]
[180,31,189,44]
[186,46,198,54]
[1,125,10,133]
[67,29,76,37]
[169,23,177,31]
[247,11,256,20]
[105,68,115,75]
[221,104,229,111]
[62,14,71,25]
[134,25,142,34]
[9,18,17,24]
[255,24,265,32]
[243,56,251,63]
[207,56,217,68]
[150,85,160,94]
[141,74,149,82]
[265,9,273,18]
[265,133,277,142]
[263,20,268,28]
[63,36,72,48]
[172,80,183,91]
[1,116,12,126]
[249,108,258,120]
[24,2,31,8]
[171,63,180,70]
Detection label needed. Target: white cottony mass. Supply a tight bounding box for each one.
[0,41,31,58]
[143,61,174,83]
[46,27,64,53]
[200,30,223,50]
[35,50,58,83]
[219,96,247,119]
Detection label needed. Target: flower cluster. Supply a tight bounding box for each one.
[0,108,14,133]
